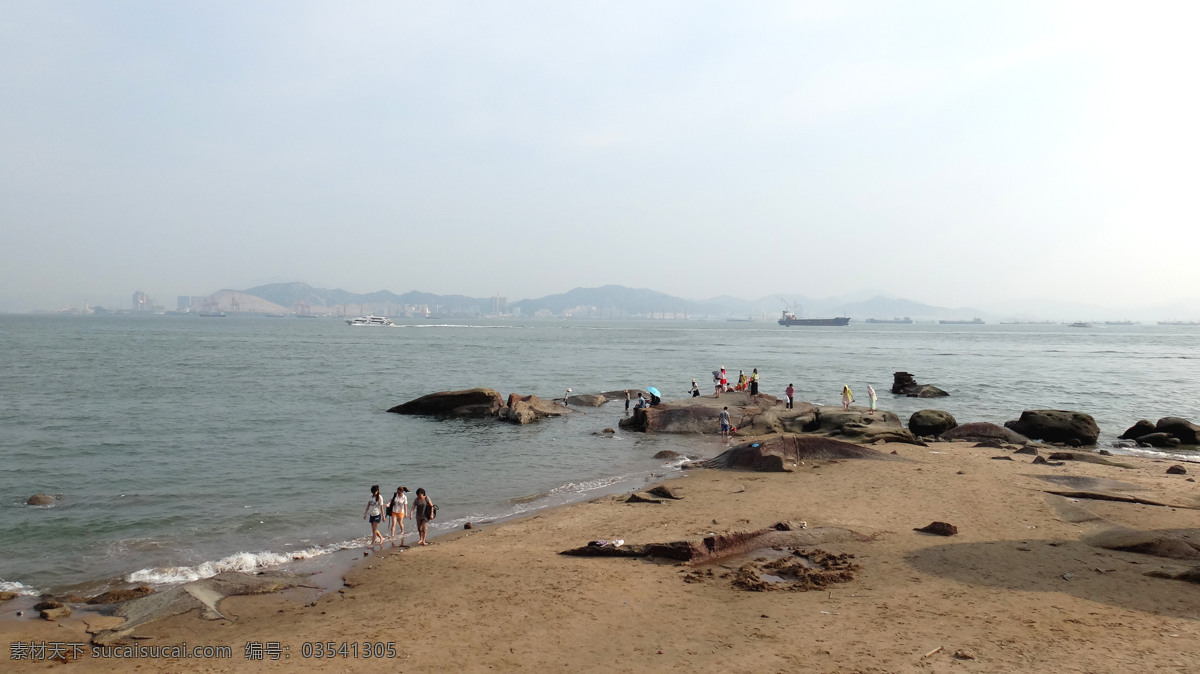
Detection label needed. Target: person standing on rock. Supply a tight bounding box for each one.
[363,485,385,549]
[750,368,760,396]
[785,383,795,409]
[842,385,854,411]
[690,379,700,397]
[624,389,631,413]
[736,370,747,391]
[563,388,572,407]
[720,367,728,394]
[719,406,731,439]
[867,384,877,415]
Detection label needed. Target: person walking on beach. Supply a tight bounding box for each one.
[867,384,877,415]
[690,379,700,397]
[719,406,731,439]
[785,383,795,409]
[388,486,410,543]
[413,487,435,546]
[842,385,854,411]
[363,485,385,548]
[750,368,760,396]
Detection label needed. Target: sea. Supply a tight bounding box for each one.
[2,315,1198,597]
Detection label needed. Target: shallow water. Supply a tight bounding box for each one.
[1,315,1197,594]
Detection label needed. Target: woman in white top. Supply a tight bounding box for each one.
[363,485,385,548]
[389,486,410,543]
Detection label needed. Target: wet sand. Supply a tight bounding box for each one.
[4,439,1200,672]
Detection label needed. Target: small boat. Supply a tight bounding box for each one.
[197,311,226,317]
[1067,322,1092,328]
[345,315,395,326]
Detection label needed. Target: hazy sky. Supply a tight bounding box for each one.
[3,1,1198,312]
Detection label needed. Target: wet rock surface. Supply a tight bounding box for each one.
[940,422,1029,444]
[1005,410,1099,446]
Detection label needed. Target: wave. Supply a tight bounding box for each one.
[0,579,39,595]
[124,542,349,586]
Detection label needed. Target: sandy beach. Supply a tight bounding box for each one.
[5,430,1200,672]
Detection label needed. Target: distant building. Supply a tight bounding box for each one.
[491,295,507,315]
[132,291,151,312]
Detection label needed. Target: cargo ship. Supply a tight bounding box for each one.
[778,310,850,327]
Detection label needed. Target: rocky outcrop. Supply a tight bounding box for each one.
[1156,417,1200,445]
[565,393,608,407]
[1005,410,1099,446]
[1120,420,1157,440]
[891,372,949,398]
[500,394,566,424]
[940,422,1029,444]
[387,388,505,418]
[908,410,958,437]
[811,406,922,445]
[704,435,905,471]
[1135,432,1180,448]
[87,586,154,605]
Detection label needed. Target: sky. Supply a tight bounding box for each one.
[2,1,1198,312]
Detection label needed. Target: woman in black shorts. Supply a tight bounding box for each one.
[363,485,385,548]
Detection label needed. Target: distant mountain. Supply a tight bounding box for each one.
[509,285,744,317]
[242,282,491,314]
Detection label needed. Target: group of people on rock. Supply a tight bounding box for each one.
[363,485,436,549]
[712,366,760,397]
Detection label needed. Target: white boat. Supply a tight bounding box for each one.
[345,315,394,326]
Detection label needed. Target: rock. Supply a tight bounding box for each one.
[565,393,608,407]
[704,435,905,472]
[502,393,566,425]
[1032,456,1065,466]
[600,427,615,434]
[1167,465,1188,475]
[463,522,473,529]
[1098,449,1112,455]
[914,521,957,536]
[1136,432,1177,448]
[40,606,72,621]
[626,493,663,504]
[1004,410,1099,446]
[0,591,17,602]
[953,650,976,661]
[387,388,505,417]
[990,456,1014,461]
[940,422,1029,444]
[891,371,950,397]
[1044,452,1135,468]
[908,410,957,437]
[812,406,924,446]
[975,440,1006,449]
[1157,417,1200,445]
[647,486,683,500]
[25,494,55,506]
[653,450,682,459]
[33,599,62,611]
[88,586,154,604]
[1014,446,1039,456]
[1120,419,1157,440]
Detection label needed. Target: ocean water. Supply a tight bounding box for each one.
[2,315,1198,596]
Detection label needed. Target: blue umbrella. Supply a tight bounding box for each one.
[646,386,661,398]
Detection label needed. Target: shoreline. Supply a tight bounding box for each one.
[5,436,1200,671]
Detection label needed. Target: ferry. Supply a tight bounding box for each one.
[345,315,395,327]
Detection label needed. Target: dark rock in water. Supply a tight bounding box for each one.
[653,450,682,459]
[991,456,1014,461]
[464,522,474,530]
[88,586,154,605]
[1157,417,1200,445]
[914,521,957,536]
[891,372,949,398]
[1167,465,1188,475]
[25,494,56,506]
[598,427,616,434]
[1120,419,1157,440]
[941,423,1029,445]
[388,388,504,417]
[566,393,608,407]
[1014,446,1039,456]
[647,486,683,500]
[704,435,905,472]
[908,410,957,437]
[1005,410,1099,446]
[626,493,663,504]
[1136,432,1176,448]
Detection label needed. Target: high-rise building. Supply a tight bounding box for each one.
[132,291,151,312]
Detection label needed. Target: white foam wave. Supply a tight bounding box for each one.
[124,543,343,585]
[0,579,40,595]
